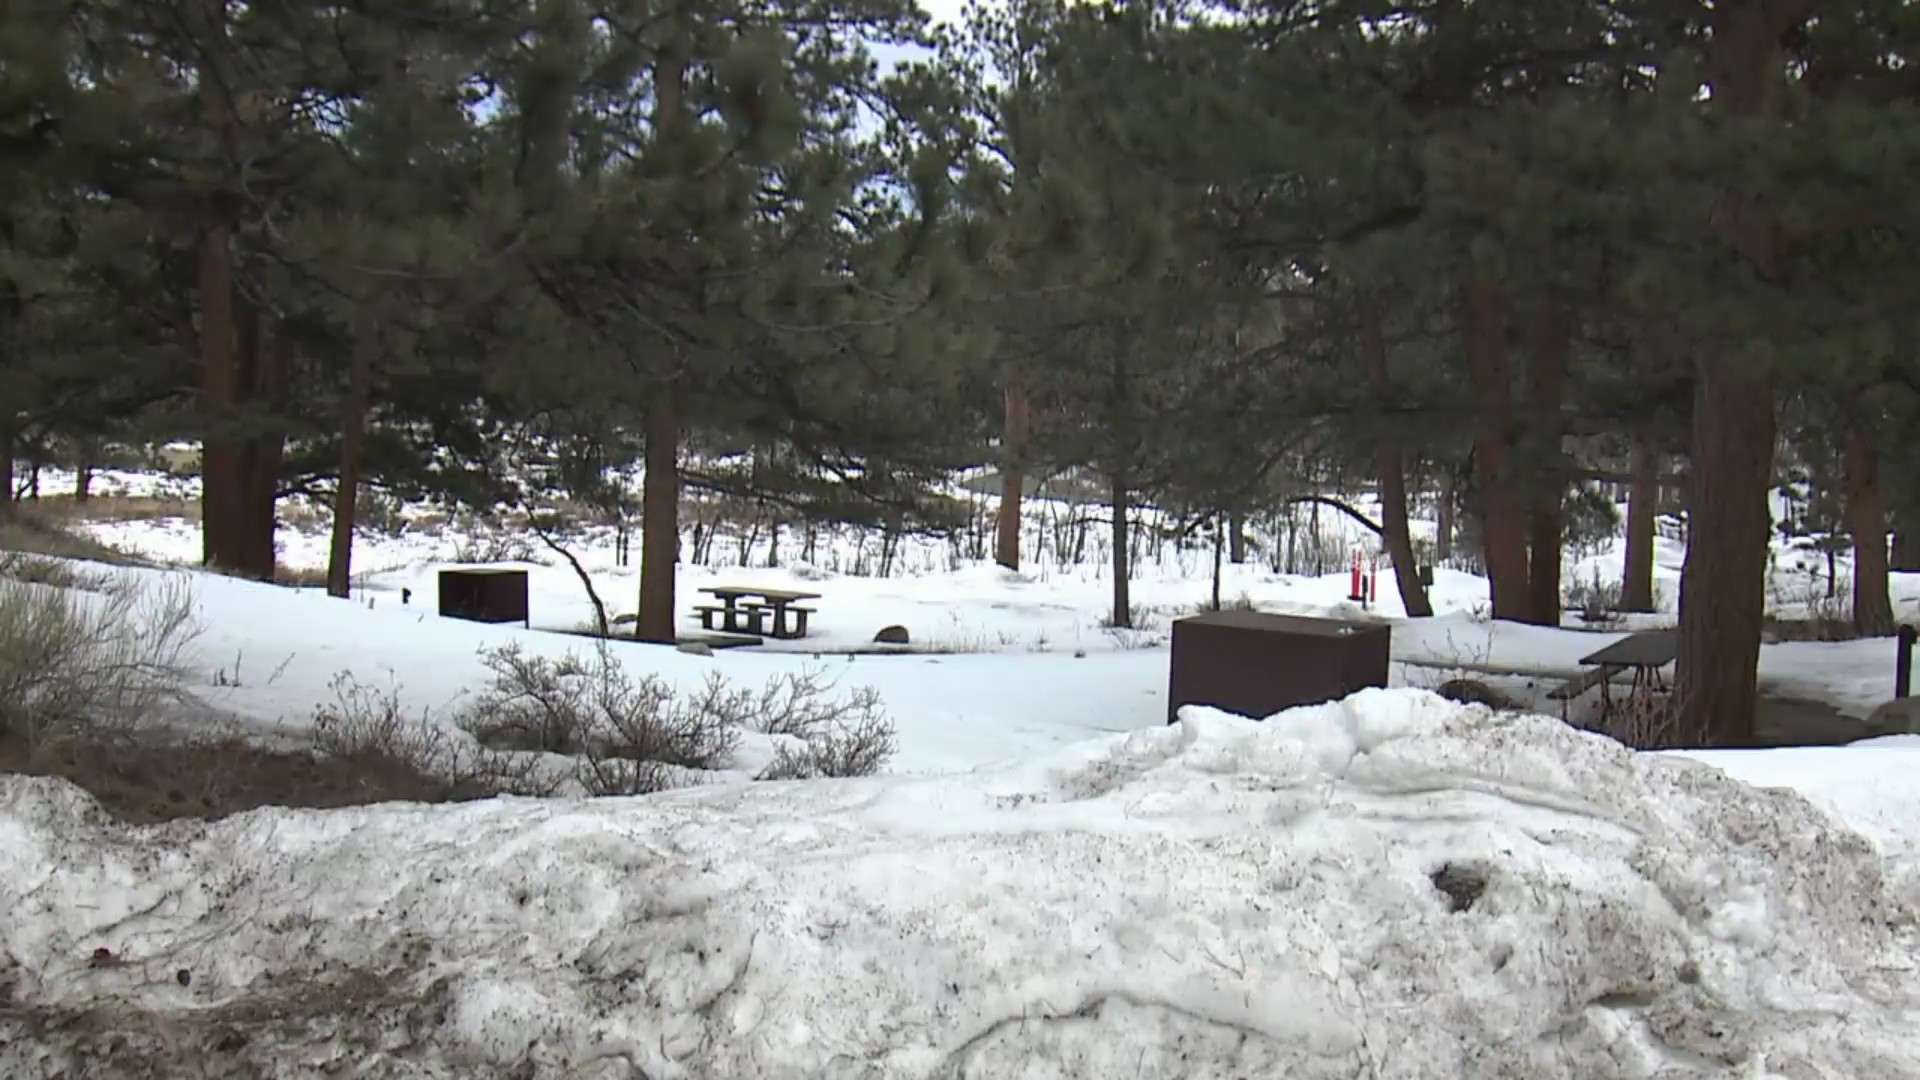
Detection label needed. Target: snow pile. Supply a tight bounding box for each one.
[3,689,1918,1079]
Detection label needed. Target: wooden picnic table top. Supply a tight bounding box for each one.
[699,585,823,603]
[1579,628,1678,669]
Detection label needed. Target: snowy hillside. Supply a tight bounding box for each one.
[5,691,1918,1079]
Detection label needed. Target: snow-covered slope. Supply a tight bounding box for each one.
[5,690,1916,1079]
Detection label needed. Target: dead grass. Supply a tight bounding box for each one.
[0,513,151,567]
[0,728,493,824]
[275,563,332,588]
[12,494,201,526]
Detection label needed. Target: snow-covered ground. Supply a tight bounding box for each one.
[61,475,1920,725]
[6,693,1918,1078]
[6,467,1920,1076]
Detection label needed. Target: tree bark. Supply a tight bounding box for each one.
[1229,511,1247,564]
[1673,369,1777,747]
[634,43,688,643]
[1462,280,1531,620]
[327,327,374,599]
[1436,473,1455,563]
[193,0,253,576]
[1110,470,1131,629]
[1622,441,1659,612]
[1210,518,1225,610]
[0,428,14,515]
[1673,0,1804,747]
[198,223,246,572]
[1844,414,1895,636]
[1360,307,1432,617]
[1525,295,1569,627]
[996,370,1029,570]
[237,304,283,581]
[636,393,681,644]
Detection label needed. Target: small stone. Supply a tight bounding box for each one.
[874,625,910,645]
[1435,678,1522,711]
[176,969,192,987]
[1866,697,1920,735]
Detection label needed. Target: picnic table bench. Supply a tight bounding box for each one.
[692,585,821,640]
[1548,629,1677,722]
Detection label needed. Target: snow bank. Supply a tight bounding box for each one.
[4,689,1918,1079]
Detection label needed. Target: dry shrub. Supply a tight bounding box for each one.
[300,643,898,802]
[0,573,199,754]
[0,512,148,566]
[309,672,560,798]
[457,643,897,794]
[1603,685,1679,750]
[457,642,739,796]
[757,711,896,780]
[0,551,112,591]
[449,531,538,565]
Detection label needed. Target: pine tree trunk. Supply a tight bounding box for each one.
[1622,441,1659,612]
[636,393,680,644]
[1110,471,1131,629]
[1525,296,1569,627]
[1229,512,1247,564]
[1436,474,1454,564]
[1360,307,1432,617]
[635,44,688,642]
[198,222,248,573]
[238,305,284,580]
[1673,368,1776,747]
[1211,518,1225,610]
[74,463,92,502]
[1462,280,1531,620]
[1672,0,1799,747]
[1844,415,1895,636]
[327,328,373,600]
[767,516,781,568]
[0,428,14,515]
[996,370,1028,571]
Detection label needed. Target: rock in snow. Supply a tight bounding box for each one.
[2,689,1917,1079]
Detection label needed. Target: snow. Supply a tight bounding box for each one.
[7,467,1920,1074]
[5,691,1918,1078]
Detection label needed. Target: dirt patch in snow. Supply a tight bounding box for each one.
[0,730,493,824]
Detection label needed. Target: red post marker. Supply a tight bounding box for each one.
[1349,550,1363,601]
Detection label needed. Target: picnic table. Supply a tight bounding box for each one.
[1547,629,1678,722]
[693,585,822,640]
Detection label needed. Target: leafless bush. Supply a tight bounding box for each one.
[731,671,885,738]
[448,531,537,565]
[456,645,596,754]
[457,642,739,796]
[1604,686,1679,750]
[310,672,560,798]
[757,712,897,780]
[1399,625,1498,692]
[457,644,896,793]
[0,552,110,591]
[1564,571,1625,624]
[0,573,199,753]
